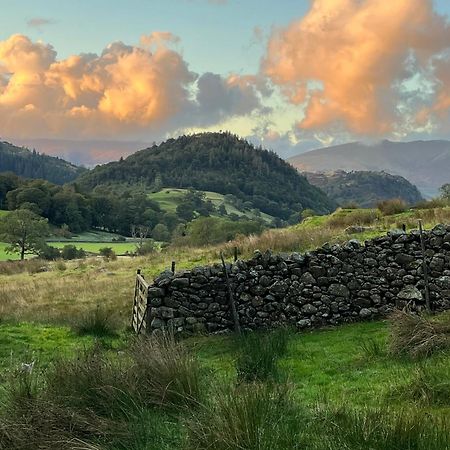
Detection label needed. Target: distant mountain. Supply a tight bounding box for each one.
[288,140,450,197]
[0,141,86,185]
[304,170,423,208]
[77,132,335,220]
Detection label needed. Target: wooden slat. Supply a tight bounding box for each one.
[132,271,151,334]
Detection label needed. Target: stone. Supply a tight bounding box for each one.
[297,319,311,328]
[301,272,316,285]
[359,308,372,319]
[397,286,423,301]
[395,253,415,266]
[171,277,189,288]
[328,284,350,298]
[151,318,165,329]
[270,281,288,295]
[301,304,318,315]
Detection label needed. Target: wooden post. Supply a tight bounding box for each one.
[132,269,141,330]
[220,252,241,335]
[418,220,431,313]
[234,246,238,262]
[171,261,176,274]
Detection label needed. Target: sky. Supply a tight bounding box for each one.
[1,0,450,165]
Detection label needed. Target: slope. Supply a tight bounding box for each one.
[77,132,335,220]
[289,140,450,197]
[304,170,423,207]
[0,141,86,185]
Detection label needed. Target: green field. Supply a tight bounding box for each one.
[149,187,275,222]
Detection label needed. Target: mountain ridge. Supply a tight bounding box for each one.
[288,140,450,197]
[0,140,86,185]
[304,170,423,208]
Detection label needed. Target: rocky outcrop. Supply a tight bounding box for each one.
[146,225,450,334]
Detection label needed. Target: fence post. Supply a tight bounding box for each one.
[220,252,241,335]
[418,220,431,312]
[234,246,238,262]
[171,261,176,274]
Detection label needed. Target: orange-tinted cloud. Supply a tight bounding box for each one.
[262,0,450,135]
[0,33,261,140]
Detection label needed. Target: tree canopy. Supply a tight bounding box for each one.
[0,209,49,259]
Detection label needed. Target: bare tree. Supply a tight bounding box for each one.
[131,224,150,253]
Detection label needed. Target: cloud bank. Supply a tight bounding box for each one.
[0,32,262,140]
[262,0,450,136]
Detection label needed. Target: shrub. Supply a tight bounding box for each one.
[388,310,450,359]
[37,244,61,260]
[135,240,156,256]
[377,198,408,215]
[99,246,117,260]
[73,306,119,337]
[327,208,380,229]
[235,328,291,382]
[61,244,86,260]
[186,382,307,450]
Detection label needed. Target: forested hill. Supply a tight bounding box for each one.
[77,132,335,219]
[0,141,86,185]
[305,170,423,208]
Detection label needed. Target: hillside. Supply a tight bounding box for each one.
[0,141,86,185]
[305,170,423,208]
[288,140,450,197]
[77,132,335,219]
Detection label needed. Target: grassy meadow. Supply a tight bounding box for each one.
[0,205,449,448]
[149,187,276,222]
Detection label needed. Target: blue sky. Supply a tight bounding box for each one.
[0,0,311,74]
[1,0,450,164]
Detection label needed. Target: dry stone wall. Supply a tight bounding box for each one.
[147,224,450,334]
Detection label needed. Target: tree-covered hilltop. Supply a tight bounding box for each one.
[0,141,86,185]
[304,170,423,208]
[77,132,335,219]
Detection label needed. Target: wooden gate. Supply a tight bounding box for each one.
[132,269,150,334]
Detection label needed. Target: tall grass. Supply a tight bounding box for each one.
[391,359,450,406]
[73,305,119,337]
[129,335,203,409]
[235,328,291,382]
[389,310,450,359]
[186,382,308,450]
[314,405,450,450]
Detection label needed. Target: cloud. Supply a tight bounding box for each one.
[27,18,56,29]
[262,0,450,136]
[0,32,262,141]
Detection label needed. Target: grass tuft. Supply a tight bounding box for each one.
[186,382,308,450]
[388,310,450,359]
[73,306,119,337]
[235,327,291,382]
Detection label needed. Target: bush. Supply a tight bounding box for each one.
[377,198,408,215]
[61,244,86,260]
[99,246,117,260]
[235,328,291,382]
[327,208,380,229]
[186,382,307,450]
[135,240,156,256]
[187,216,263,246]
[37,244,61,260]
[388,310,450,359]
